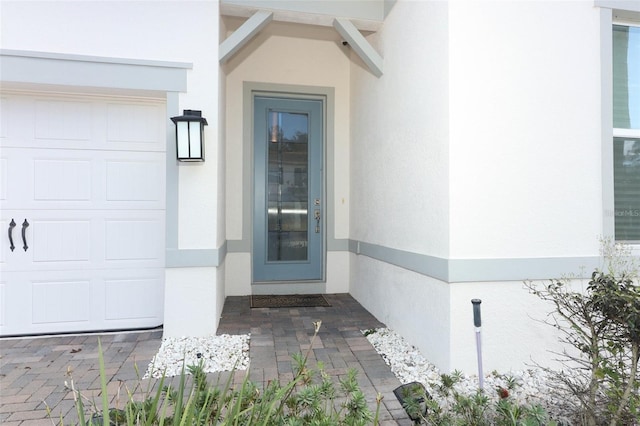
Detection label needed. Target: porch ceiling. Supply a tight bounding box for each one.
[220,1,385,32]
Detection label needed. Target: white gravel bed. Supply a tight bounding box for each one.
[144,334,250,378]
[364,328,575,424]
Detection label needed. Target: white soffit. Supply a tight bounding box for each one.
[220,2,382,32]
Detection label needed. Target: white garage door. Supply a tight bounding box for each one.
[0,91,166,336]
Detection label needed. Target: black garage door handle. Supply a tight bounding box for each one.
[21,219,29,252]
[8,219,16,252]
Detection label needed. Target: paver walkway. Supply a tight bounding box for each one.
[0,294,411,425]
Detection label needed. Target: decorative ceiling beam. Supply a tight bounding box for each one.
[333,18,383,78]
[219,10,273,63]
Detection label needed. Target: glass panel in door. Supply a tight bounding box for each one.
[267,111,309,261]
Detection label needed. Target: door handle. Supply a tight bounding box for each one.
[314,210,321,233]
[21,219,29,252]
[8,219,16,252]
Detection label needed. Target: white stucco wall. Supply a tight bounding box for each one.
[223,19,351,294]
[350,0,450,257]
[349,0,608,373]
[444,0,604,372]
[164,267,220,336]
[1,0,225,337]
[448,281,569,373]
[350,254,452,369]
[349,0,453,368]
[448,0,603,259]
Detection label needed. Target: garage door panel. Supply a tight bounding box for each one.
[0,282,5,326]
[0,96,7,139]
[0,158,7,201]
[2,211,96,271]
[0,268,164,335]
[1,148,94,208]
[1,93,165,152]
[106,159,164,202]
[0,150,28,207]
[105,277,163,320]
[34,159,92,201]
[0,218,10,263]
[107,103,163,145]
[32,279,91,324]
[32,220,91,263]
[105,218,164,261]
[2,210,164,271]
[0,92,166,336]
[1,148,165,210]
[35,99,93,142]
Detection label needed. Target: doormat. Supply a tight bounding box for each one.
[251,294,331,308]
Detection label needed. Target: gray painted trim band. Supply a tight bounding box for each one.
[1,51,190,92]
[227,239,250,252]
[166,248,218,268]
[217,241,228,266]
[327,238,349,251]
[594,0,640,12]
[352,240,449,281]
[167,238,601,282]
[0,49,193,69]
[447,256,600,282]
[165,242,227,268]
[349,239,601,283]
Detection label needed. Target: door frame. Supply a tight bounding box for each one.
[252,95,324,283]
[233,82,341,293]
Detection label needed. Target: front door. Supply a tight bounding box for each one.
[253,96,323,282]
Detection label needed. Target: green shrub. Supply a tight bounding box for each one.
[526,239,640,426]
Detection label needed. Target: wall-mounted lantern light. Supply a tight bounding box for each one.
[171,110,208,162]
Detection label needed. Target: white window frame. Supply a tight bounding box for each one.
[598,2,640,250]
[613,21,640,244]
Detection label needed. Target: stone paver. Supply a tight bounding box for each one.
[0,294,412,425]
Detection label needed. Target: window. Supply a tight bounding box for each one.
[613,23,640,241]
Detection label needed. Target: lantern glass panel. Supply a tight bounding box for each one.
[176,121,190,159]
[189,122,202,159]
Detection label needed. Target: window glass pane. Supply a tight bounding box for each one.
[614,137,640,241]
[613,25,640,129]
[266,111,309,261]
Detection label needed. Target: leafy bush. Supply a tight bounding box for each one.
[526,240,640,426]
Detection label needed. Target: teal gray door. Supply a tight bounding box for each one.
[253,96,323,282]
